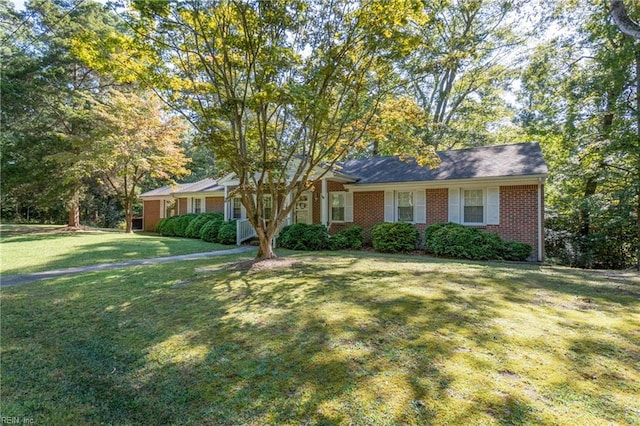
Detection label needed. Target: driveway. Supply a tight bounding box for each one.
[0,246,256,287]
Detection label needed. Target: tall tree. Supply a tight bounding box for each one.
[519,0,640,269]
[83,89,191,233]
[79,0,430,258]
[398,0,527,151]
[1,0,120,227]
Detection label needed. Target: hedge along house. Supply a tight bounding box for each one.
[140,178,225,232]
[140,142,548,261]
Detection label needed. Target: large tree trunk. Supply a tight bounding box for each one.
[256,233,276,259]
[68,189,80,228]
[124,205,133,234]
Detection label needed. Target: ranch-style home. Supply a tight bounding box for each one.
[140,142,548,261]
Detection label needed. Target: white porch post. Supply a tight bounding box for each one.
[224,186,229,221]
[321,178,328,226]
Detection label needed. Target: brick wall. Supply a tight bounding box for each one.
[426,189,448,225]
[486,185,541,260]
[143,200,161,231]
[177,198,187,215]
[353,191,384,242]
[205,196,225,213]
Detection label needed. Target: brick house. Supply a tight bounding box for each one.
[140,142,548,261]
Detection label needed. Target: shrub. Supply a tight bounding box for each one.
[425,223,501,260]
[501,241,533,261]
[217,220,237,245]
[173,214,198,237]
[329,226,363,250]
[278,223,330,251]
[186,213,223,238]
[425,222,532,261]
[155,218,166,234]
[371,222,419,253]
[157,215,181,236]
[200,217,224,243]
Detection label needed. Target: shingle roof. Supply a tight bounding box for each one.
[139,184,182,197]
[178,178,224,193]
[140,178,223,198]
[339,142,547,184]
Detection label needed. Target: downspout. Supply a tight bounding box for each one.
[538,179,544,262]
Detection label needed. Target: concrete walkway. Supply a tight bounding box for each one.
[0,246,256,288]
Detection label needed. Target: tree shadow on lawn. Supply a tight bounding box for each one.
[4,255,635,424]
[1,231,229,276]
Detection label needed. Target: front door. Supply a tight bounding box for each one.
[294,192,312,224]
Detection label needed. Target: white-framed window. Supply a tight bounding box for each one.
[384,190,426,224]
[397,191,414,222]
[194,198,203,214]
[232,197,242,219]
[448,187,499,225]
[463,189,484,224]
[263,194,273,219]
[330,192,346,222]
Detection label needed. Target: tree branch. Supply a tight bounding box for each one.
[611,0,640,40]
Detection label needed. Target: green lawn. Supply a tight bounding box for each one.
[1,245,639,425]
[0,224,231,275]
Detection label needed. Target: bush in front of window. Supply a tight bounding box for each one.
[186,212,224,238]
[217,220,238,245]
[371,222,420,253]
[199,217,225,242]
[278,223,330,251]
[425,223,531,261]
[329,226,363,250]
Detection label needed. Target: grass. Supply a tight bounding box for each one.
[0,224,231,275]
[1,239,639,425]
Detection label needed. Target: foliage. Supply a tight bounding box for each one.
[76,0,431,259]
[186,213,224,239]
[425,223,531,261]
[81,89,191,233]
[171,214,198,238]
[1,0,121,227]
[371,222,419,253]
[329,226,364,251]
[502,241,534,262]
[546,212,636,269]
[217,221,237,246]
[278,224,330,251]
[396,0,528,151]
[199,218,225,243]
[517,0,640,269]
[156,216,180,237]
